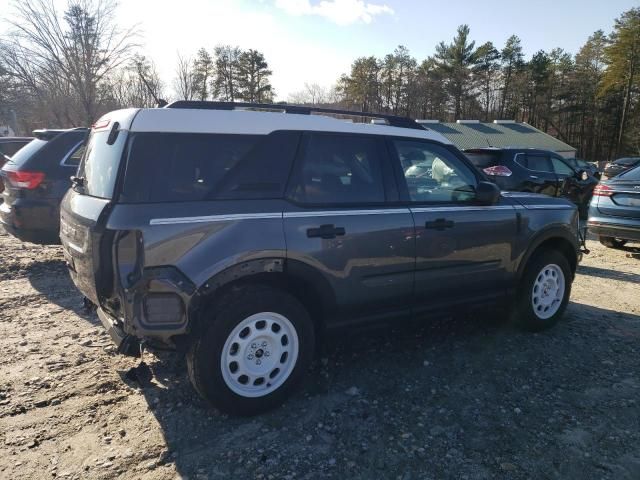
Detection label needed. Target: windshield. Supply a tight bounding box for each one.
[1,139,47,169]
[77,129,127,199]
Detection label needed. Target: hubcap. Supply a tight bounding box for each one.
[531,264,565,320]
[221,312,299,398]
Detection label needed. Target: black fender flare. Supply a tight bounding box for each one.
[516,225,579,280]
[191,257,336,326]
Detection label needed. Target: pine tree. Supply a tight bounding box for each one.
[601,8,640,154]
[434,25,479,119]
[192,48,214,101]
[236,49,274,102]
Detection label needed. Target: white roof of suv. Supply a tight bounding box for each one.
[96,107,452,144]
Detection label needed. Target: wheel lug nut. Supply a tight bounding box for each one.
[251,343,256,349]
[248,354,254,360]
[265,351,270,357]
[262,341,267,347]
[256,359,262,365]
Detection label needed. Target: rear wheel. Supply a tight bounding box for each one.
[511,249,572,332]
[599,236,627,249]
[187,285,315,416]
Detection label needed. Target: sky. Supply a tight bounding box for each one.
[1,0,638,100]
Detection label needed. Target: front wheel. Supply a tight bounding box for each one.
[187,285,315,416]
[599,236,627,249]
[511,249,572,332]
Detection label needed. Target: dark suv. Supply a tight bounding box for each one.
[1,128,87,244]
[61,103,581,415]
[464,147,598,218]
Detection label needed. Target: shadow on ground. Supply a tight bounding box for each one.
[578,264,640,283]
[124,302,640,479]
[26,259,97,323]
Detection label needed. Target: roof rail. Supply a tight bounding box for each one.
[164,101,425,131]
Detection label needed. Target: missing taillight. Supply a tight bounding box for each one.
[7,171,45,189]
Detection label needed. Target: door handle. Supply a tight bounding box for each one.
[425,218,455,230]
[307,224,346,239]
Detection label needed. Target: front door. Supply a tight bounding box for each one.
[514,152,558,197]
[283,132,415,326]
[388,138,518,313]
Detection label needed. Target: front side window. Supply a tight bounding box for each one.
[393,140,477,203]
[289,133,385,205]
[551,157,575,175]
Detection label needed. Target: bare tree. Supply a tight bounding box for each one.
[0,0,138,125]
[174,53,196,100]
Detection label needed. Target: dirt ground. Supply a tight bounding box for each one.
[0,229,639,480]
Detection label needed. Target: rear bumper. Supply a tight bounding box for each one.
[0,198,60,244]
[96,307,141,357]
[587,220,640,242]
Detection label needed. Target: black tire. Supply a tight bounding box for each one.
[511,249,572,332]
[599,236,627,249]
[187,284,315,416]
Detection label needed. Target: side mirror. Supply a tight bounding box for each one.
[475,181,500,205]
[577,169,589,181]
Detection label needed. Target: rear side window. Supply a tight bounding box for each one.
[120,131,300,203]
[2,139,47,168]
[79,130,127,199]
[63,144,86,168]
[288,133,385,205]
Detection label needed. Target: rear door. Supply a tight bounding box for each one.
[513,152,558,197]
[389,138,518,311]
[283,132,415,326]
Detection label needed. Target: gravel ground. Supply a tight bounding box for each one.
[0,228,639,480]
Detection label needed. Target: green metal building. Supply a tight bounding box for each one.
[420,120,577,159]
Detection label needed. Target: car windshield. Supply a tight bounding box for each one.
[1,139,47,169]
[617,164,640,180]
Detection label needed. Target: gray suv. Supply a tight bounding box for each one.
[60,102,581,415]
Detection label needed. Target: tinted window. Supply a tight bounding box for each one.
[465,151,501,168]
[120,131,299,203]
[393,140,477,203]
[2,139,47,168]
[289,133,385,205]
[63,143,86,167]
[78,130,128,199]
[517,154,553,172]
[551,157,574,175]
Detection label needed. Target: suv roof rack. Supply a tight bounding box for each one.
[164,101,425,131]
